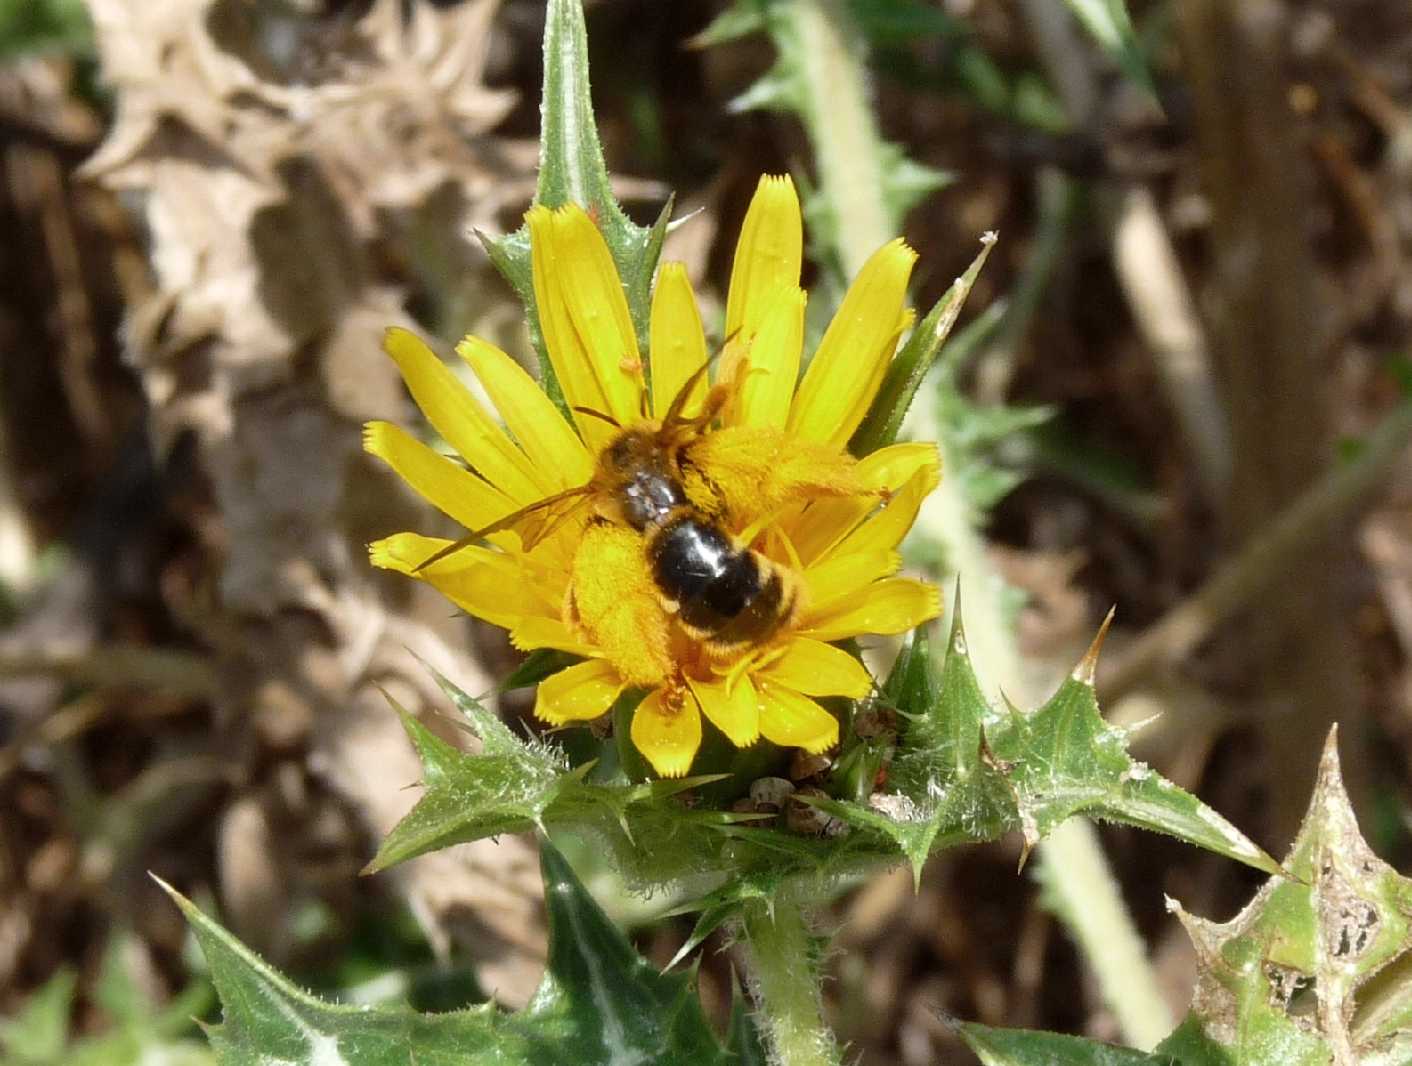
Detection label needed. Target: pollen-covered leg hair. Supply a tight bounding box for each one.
[684,424,874,525]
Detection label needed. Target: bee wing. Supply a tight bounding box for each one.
[517,490,594,551]
[412,484,594,572]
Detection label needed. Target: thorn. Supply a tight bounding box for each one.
[947,587,968,656]
[666,941,695,971]
[148,870,177,895]
[1118,712,1162,739]
[1072,607,1116,684]
[1016,835,1034,874]
[1321,722,1341,765]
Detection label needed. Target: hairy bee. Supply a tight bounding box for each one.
[593,411,799,652]
[418,361,858,654]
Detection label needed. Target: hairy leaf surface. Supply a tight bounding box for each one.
[1159,732,1412,1066]
[172,841,748,1065]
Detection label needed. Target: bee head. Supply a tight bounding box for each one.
[600,426,661,477]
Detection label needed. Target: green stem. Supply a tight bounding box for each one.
[741,893,841,1066]
[1036,820,1173,1049]
[917,255,1176,1057]
[788,0,894,278]
[782,0,1175,1048]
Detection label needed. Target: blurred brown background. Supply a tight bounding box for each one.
[1,0,1410,1062]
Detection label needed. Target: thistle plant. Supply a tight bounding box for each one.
[367,177,937,778]
[160,3,1412,1065]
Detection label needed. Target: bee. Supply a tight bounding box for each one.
[417,359,864,655]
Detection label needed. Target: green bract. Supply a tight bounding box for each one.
[158,844,764,1066]
[363,606,1276,936]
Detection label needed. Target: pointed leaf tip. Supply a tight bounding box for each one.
[1072,607,1115,685]
[1319,722,1341,773]
[147,871,189,913]
[947,591,969,658]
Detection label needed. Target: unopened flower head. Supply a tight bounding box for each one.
[366,175,940,777]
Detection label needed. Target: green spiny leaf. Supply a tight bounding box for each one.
[376,629,1273,922]
[691,0,767,48]
[958,1021,1177,1065]
[986,619,1279,873]
[728,60,804,113]
[535,845,737,1063]
[428,666,528,758]
[362,685,567,874]
[536,0,625,226]
[367,673,840,894]
[822,611,1013,884]
[708,0,952,289]
[877,140,953,221]
[664,871,781,970]
[621,196,674,359]
[891,607,989,783]
[480,0,664,407]
[1159,730,1412,1065]
[849,231,997,456]
[164,840,741,1066]
[818,609,1276,885]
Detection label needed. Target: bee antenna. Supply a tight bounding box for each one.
[662,328,741,427]
[572,406,622,429]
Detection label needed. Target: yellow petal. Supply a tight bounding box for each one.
[787,239,917,447]
[528,207,612,447]
[788,442,940,564]
[534,659,624,724]
[456,336,594,490]
[528,205,644,444]
[801,578,941,642]
[368,532,436,573]
[857,441,942,492]
[363,421,516,536]
[370,533,554,628]
[756,638,872,699]
[383,328,545,502]
[630,688,702,778]
[649,262,709,421]
[803,549,901,606]
[730,287,805,430]
[687,674,759,748]
[370,532,476,575]
[822,463,938,562]
[756,681,839,753]
[509,616,598,658]
[725,174,803,340]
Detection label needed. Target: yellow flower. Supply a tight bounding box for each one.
[366,175,941,778]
